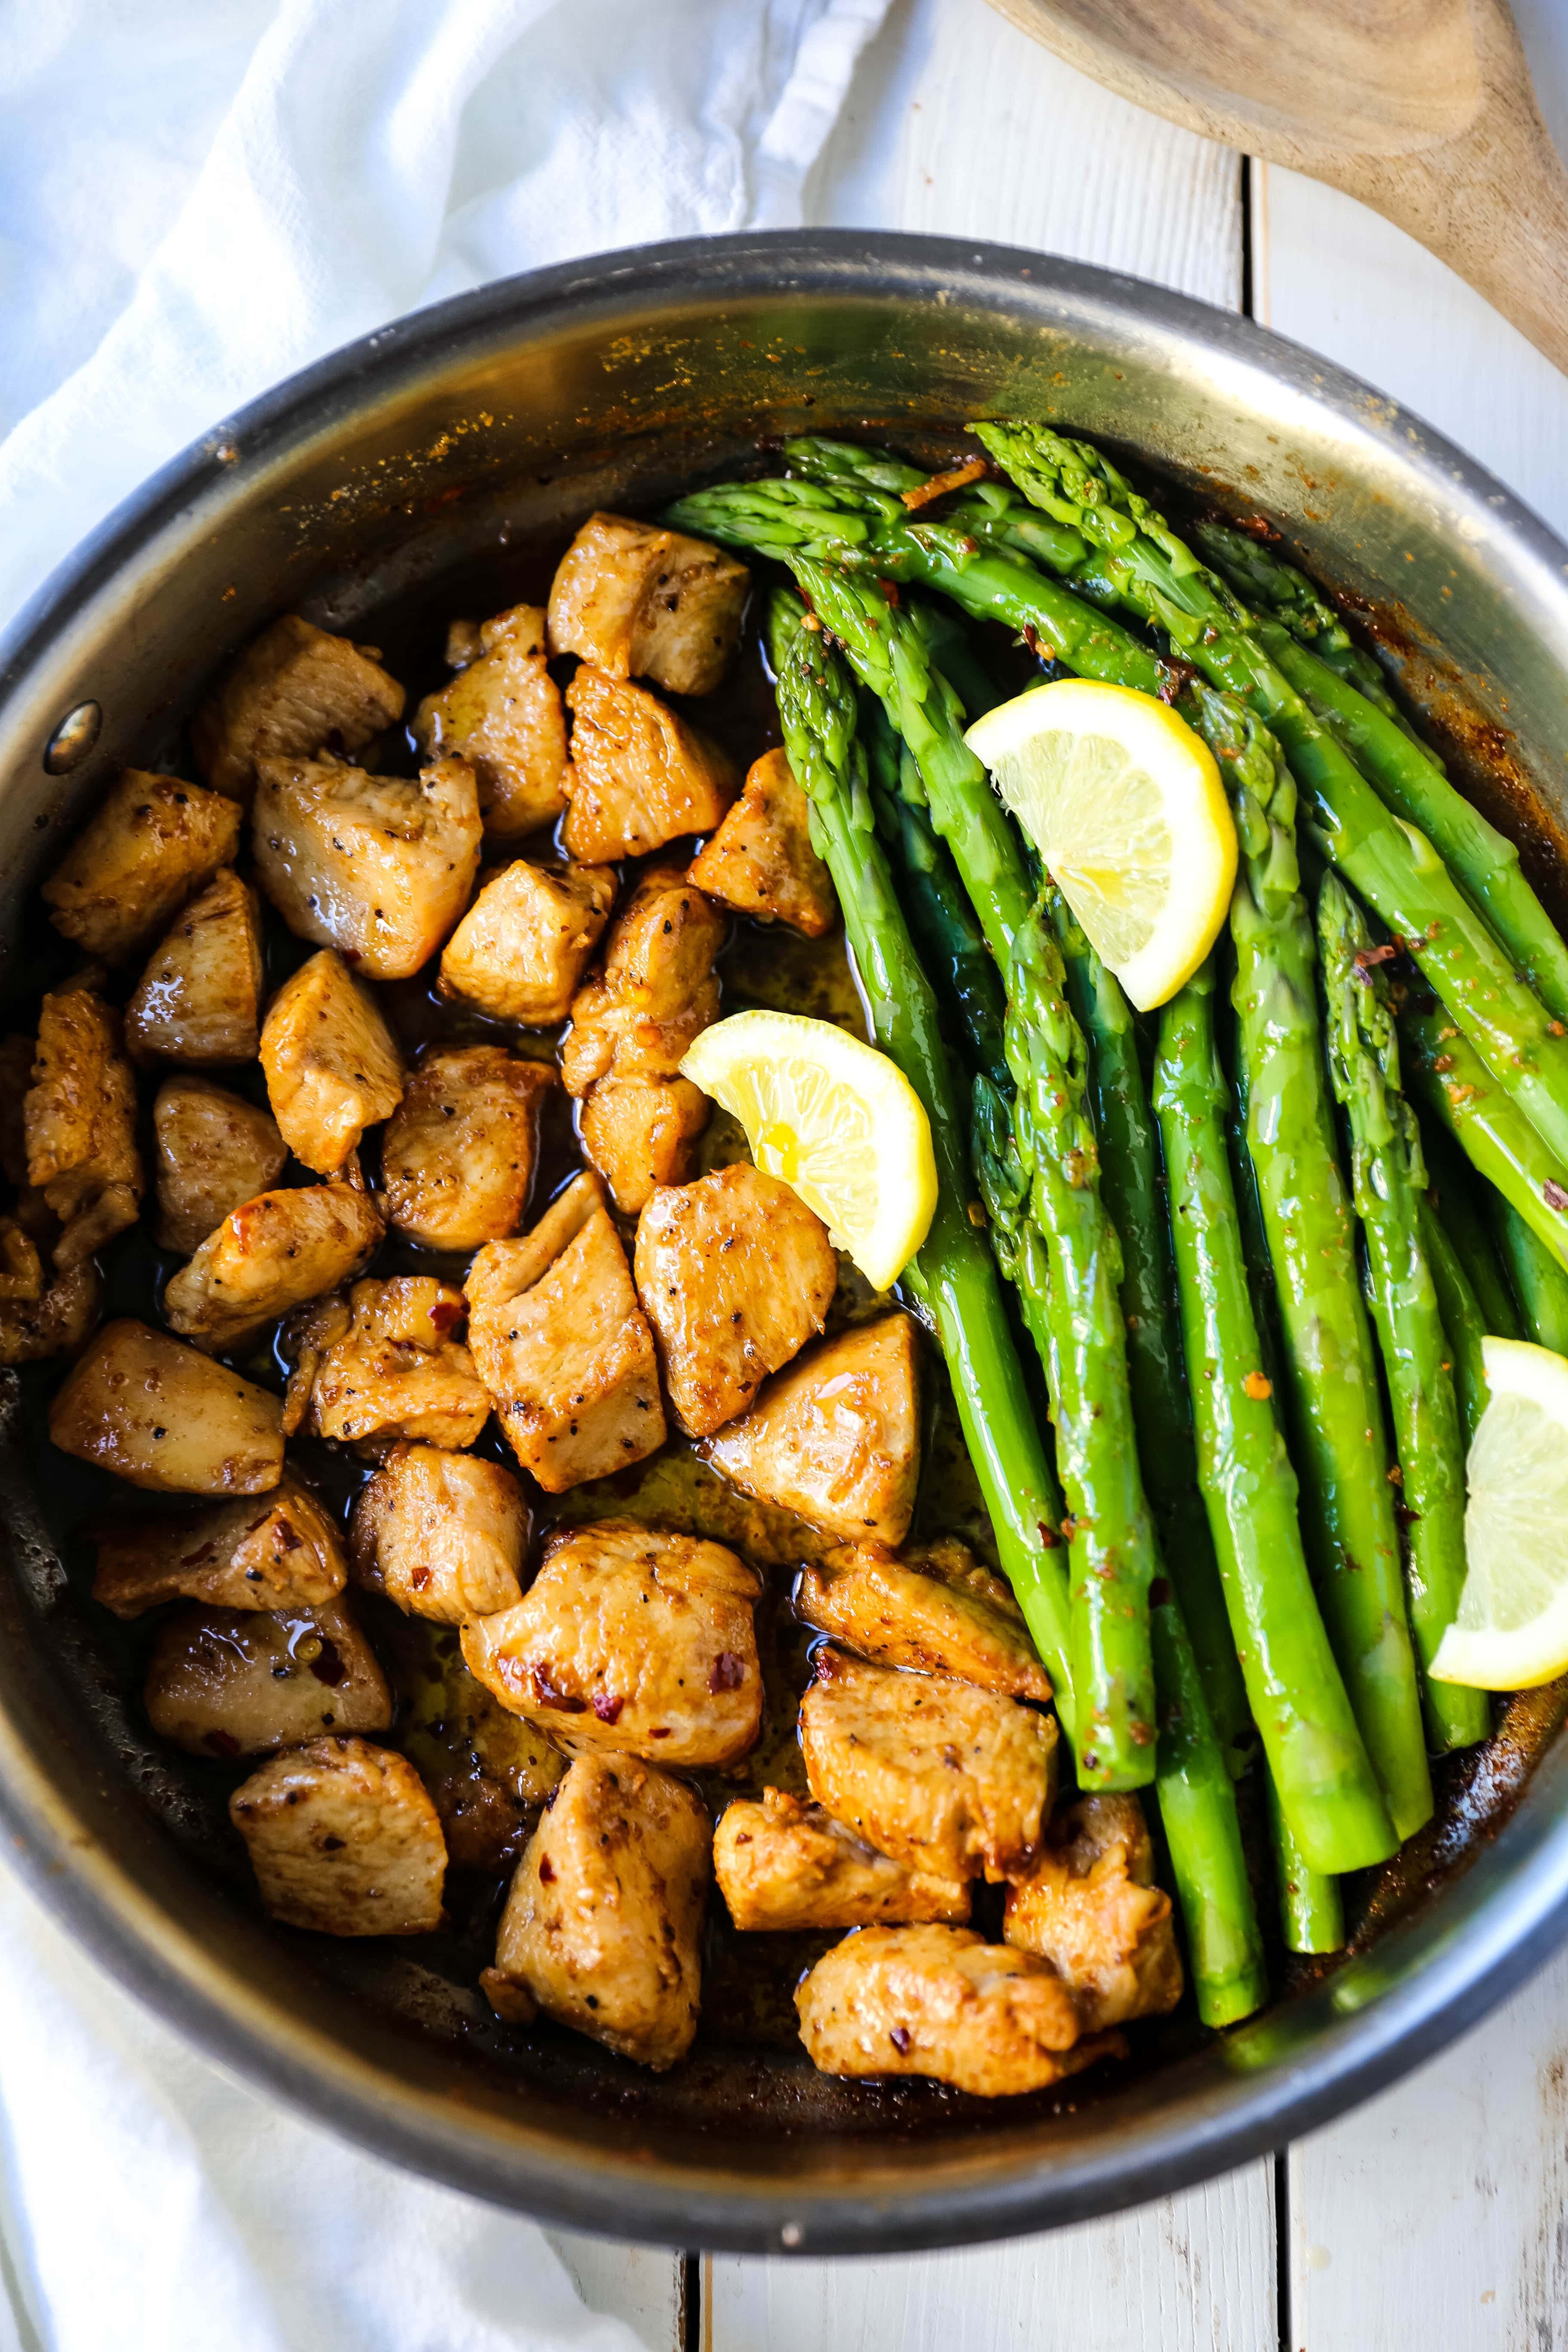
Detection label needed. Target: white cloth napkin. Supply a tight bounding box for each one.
[0,0,891,2342]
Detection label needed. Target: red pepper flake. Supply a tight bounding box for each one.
[877,577,902,607]
[1038,1521,1059,1549]
[429,1298,462,1335]
[1545,1179,1568,1212]
[899,457,988,511]
[1354,943,1398,970]
[410,1564,433,1591]
[709,1652,745,1693]
[889,2024,913,2052]
[591,1691,625,1724]
[539,1856,556,1883]
[533,1664,586,1714]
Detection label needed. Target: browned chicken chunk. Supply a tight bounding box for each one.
[93,1476,346,1619]
[795,1925,1120,2098]
[398,1626,563,1870]
[42,770,242,962]
[713,1789,971,1933]
[413,603,570,839]
[799,1649,1057,1884]
[635,1163,837,1437]
[482,1755,709,2068]
[379,1044,554,1253]
[259,949,404,1174]
[300,1276,490,1451]
[559,864,724,1095]
[125,869,266,1069]
[193,616,406,803]
[350,1443,527,1624]
[547,513,748,698]
[562,667,737,863]
[162,1180,384,1351]
[48,1319,284,1492]
[688,750,834,937]
[252,752,481,980]
[152,1077,288,1255]
[465,1172,665,1492]
[438,858,616,1028]
[1003,1795,1183,2030]
[144,1594,391,1757]
[24,985,144,1268]
[230,1736,446,1936]
[0,1258,99,1366]
[707,1312,921,1545]
[462,1518,761,1767]
[796,1535,1051,1700]
[579,1075,710,1218]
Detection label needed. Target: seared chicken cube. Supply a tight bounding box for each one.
[707,1312,922,1545]
[688,750,834,937]
[125,868,265,1065]
[152,1077,288,1255]
[482,1755,709,2068]
[162,1180,384,1351]
[562,667,737,863]
[279,1291,350,1436]
[800,1649,1056,1884]
[795,1534,1050,1700]
[796,1925,1118,2098]
[252,752,481,980]
[634,1163,837,1438]
[193,616,406,803]
[24,985,144,1268]
[396,1624,563,1869]
[93,1475,346,1618]
[48,1319,284,1493]
[259,949,404,1174]
[465,1171,665,1492]
[230,1735,446,1936]
[302,1276,490,1451]
[560,863,723,1096]
[714,1789,971,1932]
[380,1044,554,1252]
[438,858,616,1027]
[547,513,748,697]
[350,1442,527,1623]
[0,1261,99,1366]
[413,603,570,839]
[42,769,242,962]
[144,1594,391,1758]
[462,1518,761,1765]
[579,1074,709,1216]
[1003,1795,1183,2030]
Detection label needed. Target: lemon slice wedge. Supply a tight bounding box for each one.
[964,678,1237,1010]
[1432,1336,1568,1691]
[680,1010,937,1292]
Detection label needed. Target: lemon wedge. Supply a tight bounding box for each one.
[964,678,1237,1010]
[680,1010,937,1291]
[1431,1336,1568,1691]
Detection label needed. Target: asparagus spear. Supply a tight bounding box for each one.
[1317,873,1489,1751]
[1486,1197,1568,1354]
[1401,992,1568,1278]
[1266,1768,1345,1955]
[1418,1117,1525,1344]
[1416,1196,1492,1448]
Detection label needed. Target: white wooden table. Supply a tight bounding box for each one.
[551,2,1568,2343]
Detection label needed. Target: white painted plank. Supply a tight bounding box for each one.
[704,2159,1275,2352]
[545,2230,684,2352]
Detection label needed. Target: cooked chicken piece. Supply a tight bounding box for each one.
[24,985,143,1268]
[413,603,570,839]
[379,1044,554,1252]
[0,1260,99,1366]
[796,1925,1120,2098]
[279,1291,350,1436]
[396,1623,563,1868]
[579,1074,709,1216]
[351,1443,526,1623]
[438,858,616,1027]
[800,1649,1056,1884]
[124,868,265,1065]
[635,1164,836,1438]
[300,1276,489,1452]
[193,616,406,803]
[0,1216,41,1305]
[1003,1795,1183,2030]
[162,1181,384,1351]
[49,1319,285,1493]
[482,1755,709,2067]
[795,1534,1051,1699]
[560,863,724,1096]
[562,667,737,864]
[707,1312,921,1545]
[688,750,835,937]
[252,752,481,981]
[42,770,243,962]
[462,1517,762,1766]
[714,1788,971,1933]
[259,949,404,1174]
[152,1077,289,1255]
[230,1735,446,1936]
[93,1476,346,1619]
[465,1171,665,1492]
[547,513,748,697]
[145,1593,390,1757]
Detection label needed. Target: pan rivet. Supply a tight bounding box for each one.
[43,701,102,775]
[780,2221,803,2248]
